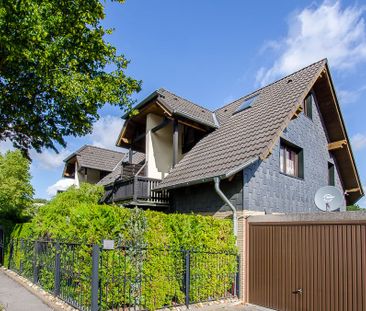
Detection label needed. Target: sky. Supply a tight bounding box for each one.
[1,0,366,207]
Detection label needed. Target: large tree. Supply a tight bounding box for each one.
[0,0,140,157]
[0,150,34,220]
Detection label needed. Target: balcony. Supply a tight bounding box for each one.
[102,175,169,207]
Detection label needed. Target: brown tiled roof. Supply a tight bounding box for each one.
[157,88,218,128]
[97,151,145,186]
[64,145,125,172]
[157,59,327,190]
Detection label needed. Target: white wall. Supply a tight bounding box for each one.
[145,113,183,179]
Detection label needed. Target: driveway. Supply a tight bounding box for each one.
[0,270,52,311]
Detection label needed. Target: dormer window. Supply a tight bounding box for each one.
[304,93,314,119]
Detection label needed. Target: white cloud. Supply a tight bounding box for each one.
[88,115,124,151]
[47,178,76,197]
[351,133,366,151]
[257,1,366,86]
[31,149,70,170]
[338,85,366,105]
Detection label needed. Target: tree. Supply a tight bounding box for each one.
[346,204,363,211]
[0,150,34,220]
[0,0,140,157]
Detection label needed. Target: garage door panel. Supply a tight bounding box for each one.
[249,222,366,311]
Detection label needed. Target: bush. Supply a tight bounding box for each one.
[7,184,237,310]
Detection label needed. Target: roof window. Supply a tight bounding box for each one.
[235,95,258,113]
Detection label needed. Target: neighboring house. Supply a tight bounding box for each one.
[63,145,145,188]
[63,145,144,187]
[99,59,363,214]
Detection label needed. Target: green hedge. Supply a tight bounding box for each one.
[6,184,237,310]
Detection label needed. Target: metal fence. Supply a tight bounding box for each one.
[7,239,239,311]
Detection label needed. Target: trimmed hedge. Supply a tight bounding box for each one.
[7,184,237,310]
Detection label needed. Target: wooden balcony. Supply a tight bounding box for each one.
[103,176,169,207]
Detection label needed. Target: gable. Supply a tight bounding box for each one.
[157,60,326,190]
[157,60,363,204]
[116,88,217,152]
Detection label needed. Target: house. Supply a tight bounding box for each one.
[99,59,363,216]
[62,59,364,303]
[62,145,144,187]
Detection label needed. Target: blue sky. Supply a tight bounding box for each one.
[1,0,366,207]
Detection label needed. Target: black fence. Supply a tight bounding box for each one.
[7,239,239,311]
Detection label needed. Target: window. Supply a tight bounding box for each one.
[235,94,259,113]
[328,162,335,186]
[280,140,303,178]
[304,93,314,119]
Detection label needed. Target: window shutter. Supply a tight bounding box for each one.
[308,95,313,119]
[298,150,304,178]
[328,162,335,186]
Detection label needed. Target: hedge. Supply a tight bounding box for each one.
[6,184,237,310]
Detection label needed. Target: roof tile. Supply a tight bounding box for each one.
[158,59,326,189]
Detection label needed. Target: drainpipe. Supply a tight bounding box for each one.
[214,177,238,238]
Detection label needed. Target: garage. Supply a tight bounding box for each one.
[248,214,366,311]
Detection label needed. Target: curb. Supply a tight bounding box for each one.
[0,267,74,311]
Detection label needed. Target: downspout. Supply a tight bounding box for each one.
[214,177,238,239]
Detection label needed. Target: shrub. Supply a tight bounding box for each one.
[7,184,237,310]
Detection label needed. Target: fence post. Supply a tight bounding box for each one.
[54,242,61,296]
[91,244,100,311]
[184,250,190,308]
[19,239,24,274]
[33,241,39,284]
[7,240,13,270]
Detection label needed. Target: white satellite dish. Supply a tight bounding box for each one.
[315,186,344,212]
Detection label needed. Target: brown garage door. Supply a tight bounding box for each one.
[249,222,366,311]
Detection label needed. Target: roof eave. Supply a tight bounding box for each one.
[155,157,259,191]
[324,63,364,203]
[121,91,160,120]
[173,110,218,129]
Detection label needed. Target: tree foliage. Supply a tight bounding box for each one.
[0,150,34,220]
[9,184,237,309]
[346,204,363,211]
[0,0,140,156]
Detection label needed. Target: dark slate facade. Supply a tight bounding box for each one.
[243,93,345,213]
[171,172,243,214]
[171,93,345,214]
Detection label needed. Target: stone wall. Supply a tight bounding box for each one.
[170,172,243,215]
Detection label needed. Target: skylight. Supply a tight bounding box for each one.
[235,95,259,113]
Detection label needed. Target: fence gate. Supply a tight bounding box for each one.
[249,221,366,311]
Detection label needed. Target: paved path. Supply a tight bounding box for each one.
[190,302,273,311]
[0,270,52,311]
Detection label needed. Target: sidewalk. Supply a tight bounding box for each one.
[0,270,52,311]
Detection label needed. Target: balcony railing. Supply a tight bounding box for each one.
[104,176,169,205]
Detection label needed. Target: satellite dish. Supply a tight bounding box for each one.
[315,186,344,212]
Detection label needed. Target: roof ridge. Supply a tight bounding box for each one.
[158,88,213,113]
[214,58,328,113]
[83,144,125,154]
[158,58,330,191]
